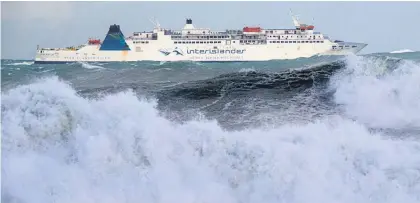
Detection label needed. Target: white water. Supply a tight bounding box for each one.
[2,55,420,203]
[6,61,34,66]
[79,61,105,69]
[390,49,415,54]
[332,54,420,129]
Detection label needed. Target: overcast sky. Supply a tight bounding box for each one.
[1,1,419,59]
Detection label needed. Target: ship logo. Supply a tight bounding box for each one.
[159,47,184,56]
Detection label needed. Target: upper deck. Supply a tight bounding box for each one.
[125,18,329,46]
[36,14,342,53]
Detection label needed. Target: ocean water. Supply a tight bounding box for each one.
[2,51,420,203]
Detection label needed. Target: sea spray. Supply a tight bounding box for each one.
[2,74,420,203]
[331,54,420,129]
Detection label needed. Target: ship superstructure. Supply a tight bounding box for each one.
[34,14,367,64]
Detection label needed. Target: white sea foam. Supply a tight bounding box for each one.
[7,61,34,66]
[390,49,415,54]
[2,54,420,203]
[331,54,420,129]
[79,62,104,69]
[239,67,256,72]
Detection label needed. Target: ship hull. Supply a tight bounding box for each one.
[34,42,367,64]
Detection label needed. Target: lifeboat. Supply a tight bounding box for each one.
[306,25,314,30]
[243,26,261,33]
[88,39,101,45]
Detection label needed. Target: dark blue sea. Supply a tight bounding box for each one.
[2,51,420,203]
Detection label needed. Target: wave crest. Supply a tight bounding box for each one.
[2,74,420,203]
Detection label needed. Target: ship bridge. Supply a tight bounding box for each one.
[181,18,211,35]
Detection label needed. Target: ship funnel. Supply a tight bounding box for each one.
[186,18,193,24]
[183,18,195,29]
[99,24,130,51]
[108,24,121,33]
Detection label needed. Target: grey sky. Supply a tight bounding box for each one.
[2,1,419,60]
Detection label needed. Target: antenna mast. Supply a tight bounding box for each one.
[149,17,162,31]
[289,9,301,28]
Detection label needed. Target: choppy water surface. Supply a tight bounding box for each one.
[2,52,420,203]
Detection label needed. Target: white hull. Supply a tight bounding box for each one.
[35,41,366,63]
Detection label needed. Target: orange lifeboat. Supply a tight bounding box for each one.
[306,25,315,30]
[243,26,261,33]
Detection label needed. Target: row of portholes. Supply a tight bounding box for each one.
[63,57,111,60]
[175,41,222,44]
[269,40,325,44]
[133,41,149,44]
[332,45,357,50]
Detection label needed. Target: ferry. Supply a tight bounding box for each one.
[34,14,367,64]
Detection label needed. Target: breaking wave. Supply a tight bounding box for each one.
[158,61,345,100]
[2,55,420,203]
[6,61,34,66]
[390,49,415,54]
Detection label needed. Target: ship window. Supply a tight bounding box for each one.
[293,41,296,43]
[352,45,357,48]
